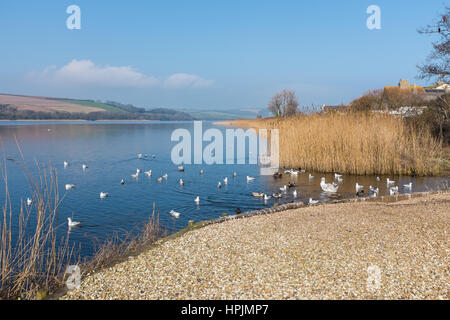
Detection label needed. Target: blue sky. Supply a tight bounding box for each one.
[0,0,446,110]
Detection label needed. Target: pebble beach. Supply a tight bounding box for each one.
[63,192,449,300]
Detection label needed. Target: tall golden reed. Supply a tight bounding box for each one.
[226,111,443,175]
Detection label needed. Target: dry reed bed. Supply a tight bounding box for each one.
[223,111,443,175]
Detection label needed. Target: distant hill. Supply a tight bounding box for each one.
[0,94,194,120]
[184,108,270,120]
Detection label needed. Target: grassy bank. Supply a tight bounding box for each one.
[220,111,446,176]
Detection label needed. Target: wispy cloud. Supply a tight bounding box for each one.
[26,59,214,89]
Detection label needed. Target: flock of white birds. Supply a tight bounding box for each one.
[25,153,413,228]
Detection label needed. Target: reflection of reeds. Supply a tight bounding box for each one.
[225,111,444,175]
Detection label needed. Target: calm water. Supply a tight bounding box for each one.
[0,121,448,257]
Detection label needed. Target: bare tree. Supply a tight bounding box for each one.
[417,6,450,82]
[268,90,299,117]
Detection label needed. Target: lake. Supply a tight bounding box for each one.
[0,121,448,258]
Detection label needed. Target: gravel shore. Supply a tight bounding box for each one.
[63,192,449,300]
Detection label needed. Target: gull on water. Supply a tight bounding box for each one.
[144,170,152,176]
[64,161,69,168]
[223,177,228,184]
[194,196,200,204]
[334,173,342,179]
[309,198,319,205]
[217,182,222,188]
[246,176,255,182]
[170,210,180,218]
[162,173,168,179]
[320,177,339,193]
[100,192,109,199]
[280,185,287,192]
[67,217,80,227]
[179,179,184,186]
[308,174,314,180]
[403,182,413,190]
[82,164,88,170]
[65,184,75,191]
[26,197,32,206]
[120,179,125,185]
[293,190,297,197]
[156,177,163,183]
[387,178,395,186]
[355,183,364,192]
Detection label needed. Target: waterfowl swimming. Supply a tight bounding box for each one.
[287,182,296,188]
[217,182,222,188]
[200,169,204,175]
[67,217,80,227]
[179,179,184,186]
[252,192,264,198]
[235,208,241,214]
[82,164,88,170]
[152,155,156,159]
[26,197,32,206]
[120,179,125,185]
[376,177,381,182]
[194,196,200,204]
[280,185,287,192]
[403,182,412,190]
[233,172,237,177]
[137,153,143,159]
[64,161,69,168]
[337,177,344,183]
[162,173,168,179]
[178,166,184,172]
[65,184,75,191]
[355,183,364,192]
[144,170,152,176]
[247,176,255,182]
[272,172,282,179]
[320,177,339,193]
[223,177,228,184]
[170,210,181,218]
[308,174,314,180]
[387,178,395,185]
[131,173,139,179]
[100,192,109,199]
[136,169,142,174]
[272,193,283,199]
[156,177,163,183]
[293,190,297,197]
[144,154,148,158]
[309,198,319,205]
[264,194,272,200]
[334,173,342,179]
